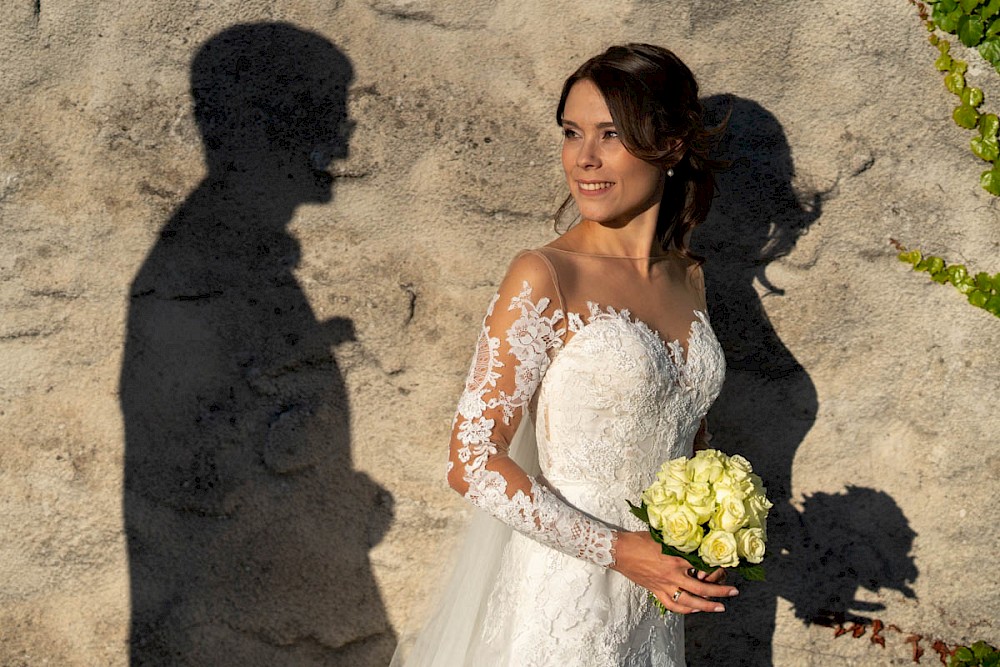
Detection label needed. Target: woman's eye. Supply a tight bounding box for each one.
[604,129,619,140]
[562,128,579,139]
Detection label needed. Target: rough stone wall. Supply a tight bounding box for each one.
[0,1,997,665]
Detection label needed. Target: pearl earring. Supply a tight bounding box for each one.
[666,168,675,177]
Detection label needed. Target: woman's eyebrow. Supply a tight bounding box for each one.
[561,119,617,128]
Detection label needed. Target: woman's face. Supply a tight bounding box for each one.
[560,79,665,228]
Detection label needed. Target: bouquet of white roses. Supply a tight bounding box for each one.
[627,448,772,582]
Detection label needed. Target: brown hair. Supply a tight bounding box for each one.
[555,43,727,262]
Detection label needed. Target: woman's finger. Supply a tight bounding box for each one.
[704,568,727,584]
[658,589,727,614]
[678,577,738,600]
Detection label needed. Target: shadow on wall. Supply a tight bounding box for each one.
[120,23,396,666]
[685,96,918,665]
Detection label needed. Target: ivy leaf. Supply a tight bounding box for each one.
[988,17,1000,36]
[986,295,1000,314]
[940,7,964,32]
[959,13,986,46]
[981,166,1000,194]
[971,135,999,160]
[898,250,922,265]
[975,271,994,290]
[980,113,1000,138]
[969,290,989,307]
[962,0,983,13]
[946,70,967,95]
[938,0,960,11]
[962,85,985,106]
[954,103,981,128]
[936,52,954,71]
[979,36,1000,65]
[952,58,969,74]
[984,0,1000,19]
[947,264,969,284]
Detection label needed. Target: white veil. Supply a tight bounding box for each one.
[389,415,539,667]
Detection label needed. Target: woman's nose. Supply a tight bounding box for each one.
[576,136,601,169]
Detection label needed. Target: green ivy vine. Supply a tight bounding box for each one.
[950,640,1000,667]
[891,239,1000,317]
[911,0,1000,193]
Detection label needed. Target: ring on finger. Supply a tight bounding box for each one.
[686,567,697,578]
[671,589,683,602]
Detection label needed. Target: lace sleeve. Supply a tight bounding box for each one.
[445,252,616,567]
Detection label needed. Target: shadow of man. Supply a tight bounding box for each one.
[120,22,395,666]
[685,97,917,665]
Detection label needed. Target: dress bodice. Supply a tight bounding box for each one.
[537,303,725,527]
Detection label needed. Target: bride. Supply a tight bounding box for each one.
[393,43,738,666]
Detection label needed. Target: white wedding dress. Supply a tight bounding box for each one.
[394,247,726,667]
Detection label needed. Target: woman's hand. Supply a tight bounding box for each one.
[610,530,738,614]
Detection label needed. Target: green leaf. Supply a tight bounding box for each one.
[981,167,1000,194]
[936,52,955,71]
[627,499,649,523]
[959,13,986,46]
[985,0,1000,18]
[737,564,766,581]
[985,294,1000,314]
[988,17,1000,36]
[980,36,1000,65]
[971,135,999,160]
[928,256,946,273]
[932,271,951,283]
[953,58,970,74]
[939,38,953,53]
[957,278,977,294]
[946,71,967,95]
[899,250,922,265]
[972,641,996,660]
[975,271,993,290]
[941,7,964,32]
[962,0,983,13]
[969,290,989,306]
[956,647,976,662]
[963,86,985,107]
[954,103,981,128]
[980,113,1000,138]
[947,264,969,284]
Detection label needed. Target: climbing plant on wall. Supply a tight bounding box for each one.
[911,0,1000,194]
[899,2,1000,320]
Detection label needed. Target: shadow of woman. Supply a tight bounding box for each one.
[120,23,395,666]
[685,97,917,665]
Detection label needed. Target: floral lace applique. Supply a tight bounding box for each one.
[449,281,616,568]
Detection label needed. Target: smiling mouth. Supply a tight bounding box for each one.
[578,181,614,192]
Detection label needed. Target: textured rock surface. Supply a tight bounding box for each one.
[1,0,998,665]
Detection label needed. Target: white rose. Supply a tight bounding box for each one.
[659,457,690,484]
[744,493,772,536]
[736,527,766,564]
[687,450,725,484]
[646,501,681,531]
[713,478,746,505]
[726,454,754,481]
[661,505,703,553]
[642,482,672,507]
[698,529,740,568]
[709,495,749,533]
[683,481,716,524]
